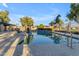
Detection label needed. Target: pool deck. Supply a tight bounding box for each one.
[54,32,79,39]
[0,32,30,56]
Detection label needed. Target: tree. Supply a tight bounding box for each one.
[37,24,44,28]
[49,15,64,31]
[54,14,64,30]
[49,20,55,26]
[66,3,79,32]
[20,16,34,31]
[66,14,73,32]
[0,10,10,31]
[0,10,10,22]
[55,14,61,23]
[70,4,79,23]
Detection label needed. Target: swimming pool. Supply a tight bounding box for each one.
[28,32,79,56]
[29,33,79,46]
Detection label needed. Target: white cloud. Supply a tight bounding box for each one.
[2,3,8,8]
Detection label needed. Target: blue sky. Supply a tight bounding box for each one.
[0,3,71,26]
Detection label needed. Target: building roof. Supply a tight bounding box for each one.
[0,22,16,26]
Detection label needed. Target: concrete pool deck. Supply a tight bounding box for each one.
[0,32,30,56]
[54,32,79,39]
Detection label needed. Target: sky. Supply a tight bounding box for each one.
[0,3,71,26]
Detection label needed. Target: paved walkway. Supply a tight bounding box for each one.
[22,45,30,56]
[0,31,16,39]
[4,37,20,56]
[0,32,30,56]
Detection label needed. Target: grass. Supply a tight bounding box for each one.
[24,36,27,44]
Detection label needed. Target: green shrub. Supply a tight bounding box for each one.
[37,24,44,28]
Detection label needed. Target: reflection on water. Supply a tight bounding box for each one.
[51,34,62,44]
[27,35,33,44]
[24,35,33,44]
[37,32,63,44]
[65,36,73,48]
[17,33,33,45]
[27,32,79,49]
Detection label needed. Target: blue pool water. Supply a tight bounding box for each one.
[28,33,79,56]
[28,33,79,47]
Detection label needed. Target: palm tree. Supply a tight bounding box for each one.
[58,19,64,30]
[55,14,63,31]
[49,20,55,26]
[70,4,79,23]
[66,13,73,32]
[20,16,34,31]
[67,3,79,32]
[0,10,10,31]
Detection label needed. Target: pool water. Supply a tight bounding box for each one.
[28,33,79,56]
[29,33,79,47]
